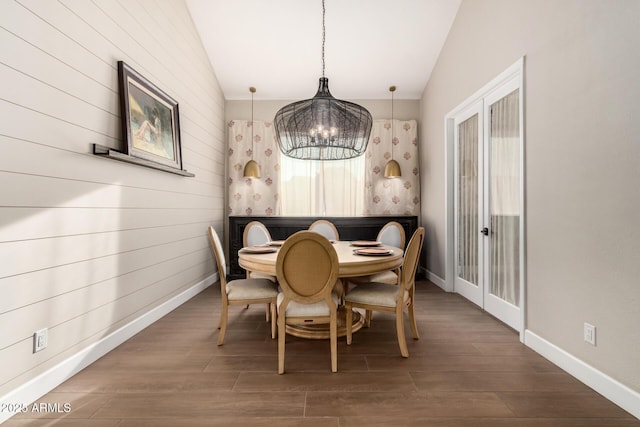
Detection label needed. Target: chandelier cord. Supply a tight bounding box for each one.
[321,0,325,78]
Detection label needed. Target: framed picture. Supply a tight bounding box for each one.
[118,61,183,171]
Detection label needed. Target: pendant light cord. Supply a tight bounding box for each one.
[250,87,255,160]
[391,86,395,159]
[321,0,326,78]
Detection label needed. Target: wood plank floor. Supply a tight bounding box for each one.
[7,281,639,426]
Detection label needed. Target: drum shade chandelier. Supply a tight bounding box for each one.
[243,86,260,178]
[274,0,372,161]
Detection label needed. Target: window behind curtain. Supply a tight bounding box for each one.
[279,155,365,216]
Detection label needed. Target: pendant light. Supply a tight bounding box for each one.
[243,86,260,179]
[273,0,373,160]
[384,85,402,178]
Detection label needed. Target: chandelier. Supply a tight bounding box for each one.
[273,0,372,160]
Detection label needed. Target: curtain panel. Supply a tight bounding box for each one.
[364,120,420,216]
[227,120,281,216]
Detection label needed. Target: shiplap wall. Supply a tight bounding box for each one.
[0,0,224,396]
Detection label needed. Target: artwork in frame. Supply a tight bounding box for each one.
[118,61,183,171]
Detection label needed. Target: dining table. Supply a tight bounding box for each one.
[238,239,404,339]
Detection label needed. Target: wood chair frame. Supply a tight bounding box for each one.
[345,227,424,357]
[276,231,339,373]
[208,226,277,346]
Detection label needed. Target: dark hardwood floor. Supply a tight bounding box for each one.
[7,281,638,426]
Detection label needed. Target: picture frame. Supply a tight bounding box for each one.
[118,61,183,171]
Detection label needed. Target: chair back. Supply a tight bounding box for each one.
[207,226,227,288]
[399,227,424,291]
[243,221,272,246]
[308,219,339,241]
[377,221,406,249]
[276,231,339,304]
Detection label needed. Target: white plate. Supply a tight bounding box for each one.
[351,240,382,247]
[353,247,393,256]
[240,246,278,254]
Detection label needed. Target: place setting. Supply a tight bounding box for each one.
[350,240,382,247]
[239,245,278,254]
[352,247,394,256]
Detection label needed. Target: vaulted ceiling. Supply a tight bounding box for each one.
[186,0,461,100]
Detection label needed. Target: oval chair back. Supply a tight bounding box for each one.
[399,227,424,292]
[243,221,272,246]
[377,221,406,249]
[242,221,276,281]
[208,226,227,289]
[276,231,339,373]
[308,219,339,241]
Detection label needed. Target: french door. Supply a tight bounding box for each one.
[453,71,523,332]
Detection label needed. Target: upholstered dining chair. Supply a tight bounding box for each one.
[207,226,278,346]
[344,226,424,357]
[308,219,340,241]
[243,221,276,282]
[350,221,406,287]
[276,231,340,374]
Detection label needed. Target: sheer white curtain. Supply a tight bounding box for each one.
[364,120,420,215]
[276,119,419,217]
[227,120,281,216]
[457,115,479,285]
[489,89,520,305]
[280,155,365,216]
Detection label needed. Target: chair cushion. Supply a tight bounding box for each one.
[344,282,409,308]
[368,270,398,285]
[277,292,339,317]
[249,271,276,282]
[226,278,278,300]
[350,270,398,286]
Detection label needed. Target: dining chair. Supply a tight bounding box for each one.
[207,226,278,346]
[344,226,424,357]
[276,231,340,373]
[308,219,340,241]
[350,221,406,287]
[243,221,276,282]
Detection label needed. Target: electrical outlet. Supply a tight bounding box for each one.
[584,323,596,346]
[33,328,48,353]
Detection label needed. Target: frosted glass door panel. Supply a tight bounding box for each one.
[488,89,520,307]
[457,114,479,285]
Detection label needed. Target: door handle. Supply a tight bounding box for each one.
[480,227,489,236]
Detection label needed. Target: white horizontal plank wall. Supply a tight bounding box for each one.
[0,0,225,397]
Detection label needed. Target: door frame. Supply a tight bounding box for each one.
[444,57,526,341]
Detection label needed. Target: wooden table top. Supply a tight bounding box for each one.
[238,240,404,279]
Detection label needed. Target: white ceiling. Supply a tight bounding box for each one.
[186,0,461,101]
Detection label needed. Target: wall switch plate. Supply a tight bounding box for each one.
[34,328,48,353]
[584,323,596,346]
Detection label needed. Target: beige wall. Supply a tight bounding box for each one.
[421,0,640,391]
[0,1,225,396]
[225,99,420,123]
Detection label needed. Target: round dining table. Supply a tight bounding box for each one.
[238,240,404,339]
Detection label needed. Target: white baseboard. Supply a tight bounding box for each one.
[0,273,217,424]
[525,330,640,420]
[421,267,448,291]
